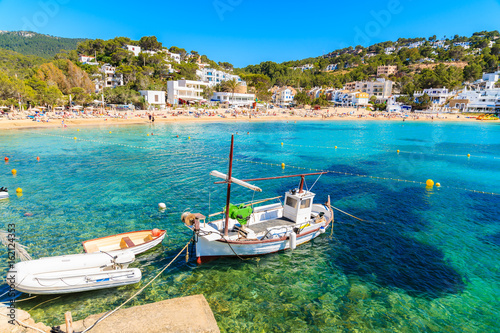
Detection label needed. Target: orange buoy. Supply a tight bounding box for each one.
[4,157,8,162]
[177,135,179,138]
[196,257,202,265]
[36,156,40,161]
[152,228,161,237]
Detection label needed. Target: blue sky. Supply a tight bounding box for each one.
[0,0,499,67]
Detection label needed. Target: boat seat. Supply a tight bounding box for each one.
[144,234,153,242]
[85,243,99,253]
[120,237,135,249]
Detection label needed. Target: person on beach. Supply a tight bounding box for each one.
[152,115,155,123]
[148,113,151,122]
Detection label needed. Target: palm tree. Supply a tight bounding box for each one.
[223,78,240,105]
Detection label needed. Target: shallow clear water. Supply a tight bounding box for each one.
[1,121,499,332]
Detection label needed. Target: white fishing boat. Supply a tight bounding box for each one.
[82,229,166,255]
[8,250,141,294]
[182,136,334,264]
[0,187,8,200]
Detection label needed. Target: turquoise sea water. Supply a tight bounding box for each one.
[0,120,499,332]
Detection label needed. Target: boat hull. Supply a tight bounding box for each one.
[194,204,333,262]
[0,192,8,200]
[8,250,141,294]
[82,230,166,255]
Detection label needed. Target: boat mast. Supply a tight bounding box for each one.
[298,175,305,193]
[224,135,234,237]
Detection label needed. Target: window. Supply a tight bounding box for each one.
[285,197,297,208]
[300,199,311,209]
[155,95,159,102]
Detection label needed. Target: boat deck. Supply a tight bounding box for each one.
[247,217,296,234]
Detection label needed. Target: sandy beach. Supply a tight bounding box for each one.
[0,107,495,130]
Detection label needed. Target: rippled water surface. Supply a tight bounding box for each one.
[1,121,499,332]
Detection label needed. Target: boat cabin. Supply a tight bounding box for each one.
[283,189,315,223]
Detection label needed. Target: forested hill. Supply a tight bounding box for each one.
[0,48,48,78]
[0,31,86,58]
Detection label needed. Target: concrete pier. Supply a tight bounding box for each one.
[0,307,51,332]
[61,294,219,333]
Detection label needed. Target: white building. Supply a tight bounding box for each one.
[432,40,446,48]
[212,92,256,107]
[100,64,124,89]
[164,50,181,64]
[384,47,396,55]
[472,70,500,90]
[386,96,412,112]
[139,90,166,108]
[414,88,456,105]
[124,45,142,57]
[196,68,245,87]
[326,89,368,107]
[167,80,208,105]
[325,64,338,71]
[273,87,297,105]
[453,42,471,49]
[408,41,425,49]
[452,87,500,113]
[79,55,98,65]
[292,64,314,72]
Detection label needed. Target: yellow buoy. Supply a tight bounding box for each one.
[147,134,150,136]
[11,169,17,174]
[335,146,338,149]
[467,154,471,158]
[436,183,441,187]
[397,150,400,153]
[77,129,80,132]
[281,142,283,146]
[74,137,77,140]
[16,188,22,193]
[109,131,112,134]
[188,136,191,139]
[426,179,434,187]
[281,163,285,169]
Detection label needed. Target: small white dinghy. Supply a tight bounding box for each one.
[8,250,141,294]
[0,187,8,200]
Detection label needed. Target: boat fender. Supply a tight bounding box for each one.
[319,226,326,234]
[290,231,297,250]
[158,203,166,210]
[181,212,197,226]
